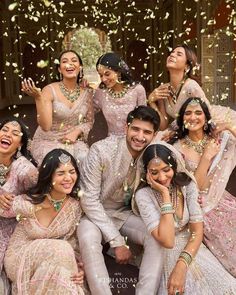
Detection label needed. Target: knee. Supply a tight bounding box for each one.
[77,220,102,249]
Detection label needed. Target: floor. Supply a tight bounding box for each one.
[1,104,235,294]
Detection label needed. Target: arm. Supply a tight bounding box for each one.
[21,79,53,131]
[148,85,170,130]
[16,158,39,192]
[167,181,203,295]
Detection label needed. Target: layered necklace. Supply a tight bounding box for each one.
[107,85,129,99]
[59,82,80,102]
[168,78,186,104]
[47,193,67,212]
[183,134,209,154]
[0,163,11,186]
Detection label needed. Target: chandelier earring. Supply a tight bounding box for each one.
[203,122,208,131]
[16,146,22,158]
[117,73,122,84]
[79,67,83,80]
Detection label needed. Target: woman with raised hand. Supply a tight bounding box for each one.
[22,49,94,166]
[1,149,86,295]
[94,52,147,136]
[135,142,236,295]
[148,44,235,132]
[0,117,38,294]
[170,96,236,277]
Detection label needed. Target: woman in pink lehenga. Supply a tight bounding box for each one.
[171,96,236,277]
[0,117,38,294]
[0,149,87,295]
[148,44,236,132]
[22,50,94,166]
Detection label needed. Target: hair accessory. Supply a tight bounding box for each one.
[10,121,20,127]
[58,153,71,164]
[0,163,12,186]
[188,98,200,106]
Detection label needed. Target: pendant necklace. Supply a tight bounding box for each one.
[107,85,129,99]
[59,82,80,102]
[47,194,67,212]
[168,78,186,104]
[0,163,12,186]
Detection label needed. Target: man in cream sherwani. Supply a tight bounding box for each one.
[78,106,163,295]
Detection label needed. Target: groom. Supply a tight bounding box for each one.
[78,106,163,295]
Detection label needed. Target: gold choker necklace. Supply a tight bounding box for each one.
[0,163,11,186]
[183,134,209,154]
[59,82,80,102]
[107,85,129,99]
[47,194,67,212]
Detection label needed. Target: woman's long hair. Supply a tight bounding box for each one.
[0,117,37,166]
[27,149,80,204]
[169,97,213,144]
[96,52,136,88]
[140,144,191,189]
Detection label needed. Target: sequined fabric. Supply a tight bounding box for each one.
[0,156,38,294]
[31,85,94,166]
[2,196,86,295]
[135,185,236,294]
[174,137,236,277]
[93,84,146,136]
[164,78,236,126]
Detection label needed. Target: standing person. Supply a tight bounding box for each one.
[135,142,236,295]
[78,106,162,295]
[170,96,236,277]
[1,149,86,295]
[0,117,38,294]
[21,49,94,166]
[94,52,147,136]
[148,44,235,131]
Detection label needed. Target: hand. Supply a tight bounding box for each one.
[147,171,170,197]
[197,194,205,208]
[21,78,41,99]
[0,194,14,210]
[167,261,187,295]
[148,84,170,104]
[202,139,220,161]
[60,128,82,144]
[71,270,84,286]
[212,121,231,137]
[80,78,89,88]
[114,245,132,264]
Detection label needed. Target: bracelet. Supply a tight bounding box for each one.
[179,250,193,266]
[177,258,189,268]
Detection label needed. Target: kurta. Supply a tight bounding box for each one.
[135,183,236,294]
[1,195,85,295]
[93,84,147,136]
[31,85,94,166]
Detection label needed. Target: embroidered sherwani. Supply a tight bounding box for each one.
[78,136,163,295]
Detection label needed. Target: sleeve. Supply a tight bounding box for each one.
[135,188,161,233]
[0,194,34,218]
[79,144,124,245]
[16,157,38,193]
[93,88,102,113]
[185,181,203,223]
[78,88,95,140]
[136,84,147,106]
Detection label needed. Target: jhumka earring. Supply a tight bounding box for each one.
[16,147,22,158]
[203,122,208,131]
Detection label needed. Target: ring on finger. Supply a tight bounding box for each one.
[175,290,180,295]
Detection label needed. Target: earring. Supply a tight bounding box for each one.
[16,147,21,158]
[117,73,122,84]
[182,124,185,132]
[59,73,63,80]
[204,122,208,131]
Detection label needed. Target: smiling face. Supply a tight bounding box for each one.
[148,158,174,187]
[0,121,23,157]
[51,162,78,197]
[97,65,119,89]
[166,46,188,73]
[183,103,206,132]
[125,119,156,158]
[58,51,81,79]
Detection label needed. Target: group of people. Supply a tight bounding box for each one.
[0,45,235,295]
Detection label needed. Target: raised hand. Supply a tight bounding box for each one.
[21,78,41,99]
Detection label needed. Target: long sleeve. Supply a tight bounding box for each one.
[78,88,94,140]
[79,144,123,243]
[136,84,147,106]
[185,181,203,223]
